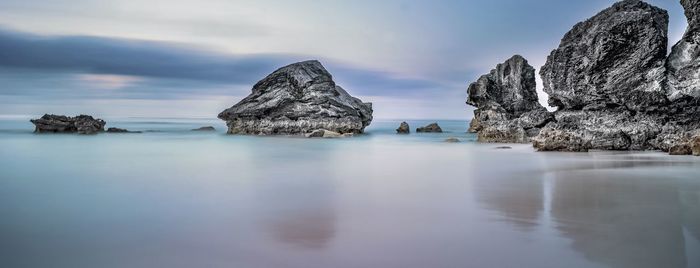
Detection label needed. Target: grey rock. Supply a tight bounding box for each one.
[667,0,700,101]
[669,144,692,155]
[305,129,343,138]
[106,127,141,133]
[396,122,410,134]
[218,60,373,135]
[416,123,443,133]
[540,0,669,111]
[466,55,552,143]
[30,114,105,134]
[495,146,512,150]
[192,126,216,131]
[692,135,700,156]
[444,137,461,143]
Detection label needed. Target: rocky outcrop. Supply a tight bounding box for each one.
[192,126,216,131]
[666,0,700,101]
[396,122,410,134]
[30,114,105,134]
[416,123,442,133]
[540,0,669,111]
[533,0,700,152]
[466,55,552,143]
[218,60,372,135]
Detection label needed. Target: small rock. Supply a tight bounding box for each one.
[692,136,700,156]
[106,127,141,133]
[669,144,692,155]
[30,114,106,134]
[192,126,216,131]
[445,137,460,143]
[495,146,512,150]
[416,123,443,133]
[396,122,410,134]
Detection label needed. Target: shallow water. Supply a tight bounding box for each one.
[0,118,699,268]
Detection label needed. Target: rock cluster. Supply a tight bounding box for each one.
[218,60,373,136]
[466,55,552,143]
[468,1,700,154]
[30,114,106,134]
[417,123,443,133]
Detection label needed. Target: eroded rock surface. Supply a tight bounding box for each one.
[218,60,373,135]
[667,0,700,101]
[466,55,552,143]
[30,114,105,134]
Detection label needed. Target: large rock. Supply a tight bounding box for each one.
[667,0,700,101]
[540,0,669,111]
[218,60,373,135]
[30,114,105,134]
[416,123,443,133]
[466,55,552,143]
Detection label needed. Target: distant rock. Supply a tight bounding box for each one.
[416,123,442,133]
[495,146,512,150]
[218,60,373,135]
[305,129,344,138]
[444,137,460,143]
[466,55,552,143]
[540,0,669,111]
[396,122,410,134]
[192,126,216,131]
[106,127,141,133]
[666,0,700,101]
[30,114,105,134]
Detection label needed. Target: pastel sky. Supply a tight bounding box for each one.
[0,0,688,119]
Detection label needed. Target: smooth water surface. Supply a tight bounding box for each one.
[0,118,699,268]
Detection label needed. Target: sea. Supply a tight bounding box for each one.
[0,118,699,268]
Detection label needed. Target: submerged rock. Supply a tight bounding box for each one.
[444,137,460,143]
[667,0,700,101]
[30,114,105,134]
[540,0,669,111]
[106,127,141,133]
[218,60,373,135]
[192,126,216,131]
[416,123,443,133]
[466,55,552,143]
[396,122,410,134]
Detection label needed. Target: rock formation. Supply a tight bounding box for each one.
[30,114,105,134]
[218,60,373,135]
[396,122,410,134]
[667,0,700,101]
[466,55,552,143]
[192,126,216,131]
[416,123,443,133]
[532,0,700,153]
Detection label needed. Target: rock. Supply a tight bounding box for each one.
[218,60,373,135]
[444,137,460,143]
[192,126,216,131]
[106,127,141,133]
[666,0,700,101]
[396,122,410,134]
[305,129,343,138]
[466,55,552,143]
[30,114,105,134]
[669,144,692,155]
[692,135,700,156]
[416,123,443,133]
[540,0,669,111]
[495,146,512,150]
[341,133,354,138]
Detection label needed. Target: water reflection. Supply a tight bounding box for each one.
[473,151,700,268]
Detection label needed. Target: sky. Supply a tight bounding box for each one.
[0,0,689,119]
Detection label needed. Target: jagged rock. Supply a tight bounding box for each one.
[30,114,105,134]
[466,55,552,143]
[192,126,216,131]
[667,0,700,101]
[416,123,442,133]
[396,122,410,134]
[106,127,141,133]
[444,137,460,143]
[692,135,700,156]
[305,129,343,138]
[540,0,669,111]
[218,60,373,135]
[533,109,664,151]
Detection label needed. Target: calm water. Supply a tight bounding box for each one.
[0,118,699,268]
